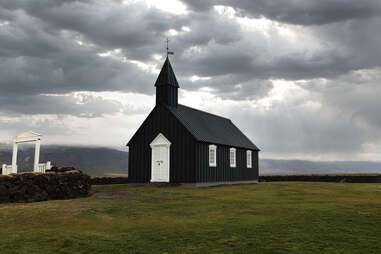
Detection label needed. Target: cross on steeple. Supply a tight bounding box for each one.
[166,38,174,57]
[155,45,179,107]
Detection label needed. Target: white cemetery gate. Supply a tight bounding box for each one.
[1,131,52,175]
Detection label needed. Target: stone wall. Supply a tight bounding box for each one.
[0,170,91,203]
[90,176,130,185]
[259,174,381,183]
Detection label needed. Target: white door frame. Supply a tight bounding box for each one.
[150,133,171,182]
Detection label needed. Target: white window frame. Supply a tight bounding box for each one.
[246,150,252,168]
[209,145,217,167]
[230,148,236,168]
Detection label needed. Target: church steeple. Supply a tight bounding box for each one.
[155,56,179,107]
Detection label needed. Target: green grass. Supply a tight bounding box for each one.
[1,182,381,254]
[261,173,381,176]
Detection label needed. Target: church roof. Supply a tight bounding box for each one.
[167,104,259,150]
[154,57,179,88]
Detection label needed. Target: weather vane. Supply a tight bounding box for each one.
[166,38,174,56]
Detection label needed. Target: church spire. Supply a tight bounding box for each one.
[154,56,179,88]
[155,57,179,106]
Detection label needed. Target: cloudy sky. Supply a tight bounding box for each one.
[0,0,380,161]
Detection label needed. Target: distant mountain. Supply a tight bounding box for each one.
[0,145,128,176]
[0,143,10,151]
[260,159,381,175]
[1,145,380,176]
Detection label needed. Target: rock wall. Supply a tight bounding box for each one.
[90,176,130,185]
[259,174,381,183]
[0,170,91,203]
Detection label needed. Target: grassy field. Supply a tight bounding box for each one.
[1,182,381,254]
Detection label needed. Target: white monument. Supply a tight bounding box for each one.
[2,131,51,175]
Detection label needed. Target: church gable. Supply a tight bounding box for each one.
[126,104,196,147]
[127,104,197,183]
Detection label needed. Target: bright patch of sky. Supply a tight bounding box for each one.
[0,20,10,26]
[256,80,309,110]
[123,0,188,15]
[189,75,212,82]
[97,49,160,74]
[214,5,323,52]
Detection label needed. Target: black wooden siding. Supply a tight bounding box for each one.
[195,142,259,183]
[128,105,196,183]
[156,86,178,106]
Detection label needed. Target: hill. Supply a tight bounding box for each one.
[0,145,127,176]
[1,144,380,176]
[260,159,381,175]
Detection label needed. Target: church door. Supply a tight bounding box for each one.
[150,133,170,182]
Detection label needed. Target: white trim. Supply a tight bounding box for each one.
[209,144,217,167]
[150,133,171,182]
[246,150,252,168]
[14,131,42,143]
[150,133,171,147]
[230,148,236,168]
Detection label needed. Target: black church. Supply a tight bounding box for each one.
[127,57,259,186]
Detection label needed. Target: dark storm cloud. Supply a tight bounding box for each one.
[215,78,272,100]
[314,18,381,71]
[0,51,156,95]
[0,0,160,115]
[0,0,381,159]
[0,0,188,60]
[179,74,273,101]
[181,0,381,25]
[224,77,381,158]
[0,0,380,107]
[238,68,381,157]
[235,103,373,156]
[300,68,381,132]
[0,0,275,111]
[177,41,351,81]
[171,4,381,90]
[0,93,123,117]
[0,0,380,101]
